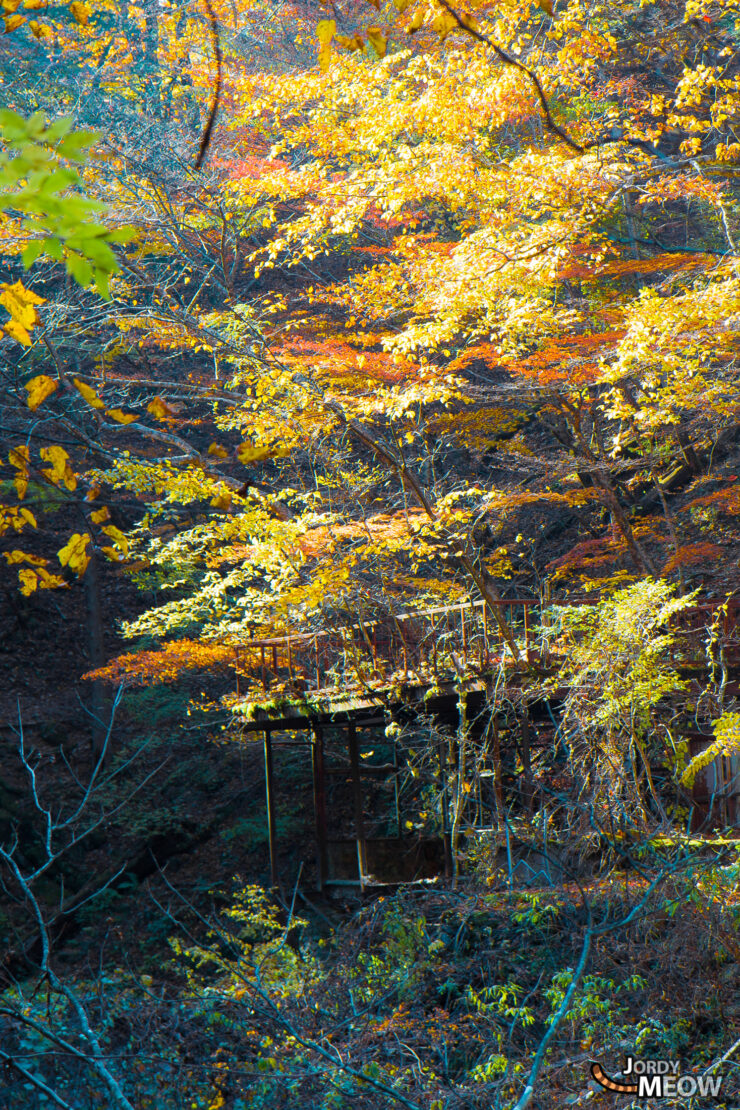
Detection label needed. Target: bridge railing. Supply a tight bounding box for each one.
[669,599,740,671]
[233,600,536,697]
[231,597,740,700]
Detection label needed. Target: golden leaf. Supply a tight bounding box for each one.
[57,532,91,575]
[1,0,23,12]
[316,18,336,71]
[5,320,31,345]
[147,396,179,420]
[18,568,38,596]
[18,566,66,595]
[105,408,137,424]
[0,281,45,336]
[431,9,458,39]
[102,527,128,550]
[25,374,57,411]
[101,523,129,556]
[457,10,479,31]
[29,19,51,37]
[394,0,413,10]
[90,506,111,523]
[208,442,229,458]
[9,445,30,499]
[237,442,270,464]
[73,377,106,410]
[537,0,553,12]
[69,0,89,24]
[336,33,365,51]
[4,550,48,566]
[366,27,387,56]
[37,568,66,589]
[210,488,233,510]
[3,13,25,31]
[40,445,76,491]
[316,18,335,43]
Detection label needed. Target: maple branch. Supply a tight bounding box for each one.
[195,0,222,169]
[438,0,585,155]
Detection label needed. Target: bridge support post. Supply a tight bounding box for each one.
[438,739,453,879]
[263,729,279,889]
[520,713,534,816]
[347,720,367,889]
[311,724,328,892]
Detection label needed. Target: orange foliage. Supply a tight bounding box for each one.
[558,253,712,283]
[86,640,235,686]
[509,332,625,386]
[298,509,427,559]
[662,543,725,573]
[549,522,668,578]
[683,482,740,516]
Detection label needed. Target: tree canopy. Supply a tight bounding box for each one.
[2,1,740,1106]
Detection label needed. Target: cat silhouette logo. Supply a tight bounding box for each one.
[590,1057,724,1099]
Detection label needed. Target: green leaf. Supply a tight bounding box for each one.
[94,269,111,299]
[43,237,63,261]
[66,253,92,287]
[22,240,44,268]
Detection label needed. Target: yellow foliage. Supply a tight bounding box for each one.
[1,281,45,345]
[18,566,67,595]
[101,523,129,558]
[0,506,36,536]
[25,374,57,411]
[681,713,740,788]
[8,445,30,499]
[86,639,235,686]
[3,13,25,32]
[105,408,138,424]
[210,488,233,510]
[4,549,47,566]
[69,0,89,24]
[7,549,68,591]
[316,19,335,71]
[366,27,387,56]
[73,377,106,410]
[237,442,290,464]
[57,532,91,575]
[29,19,52,39]
[147,396,179,420]
[40,445,77,491]
[336,33,365,52]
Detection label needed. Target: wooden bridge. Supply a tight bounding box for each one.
[232,596,740,709]
[226,596,740,893]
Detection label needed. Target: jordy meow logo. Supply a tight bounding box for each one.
[590,1055,724,1099]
